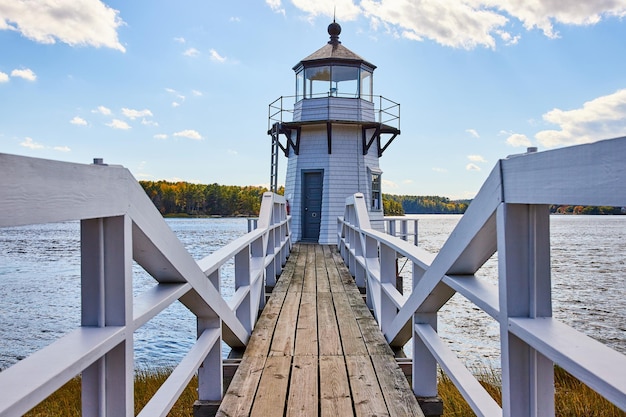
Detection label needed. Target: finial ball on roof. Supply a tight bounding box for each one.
[327,21,342,45]
[328,21,341,38]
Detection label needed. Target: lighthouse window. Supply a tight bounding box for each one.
[331,66,359,98]
[360,69,373,102]
[371,172,382,211]
[296,69,304,102]
[305,66,330,98]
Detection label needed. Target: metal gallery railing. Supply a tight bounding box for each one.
[338,136,626,416]
[0,154,290,416]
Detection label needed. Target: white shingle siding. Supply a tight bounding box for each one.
[284,120,387,244]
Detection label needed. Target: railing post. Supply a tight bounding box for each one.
[379,243,396,332]
[197,317,223,403]
[498,203,554,417]
[235,247,252,333]
[81,215,133,417]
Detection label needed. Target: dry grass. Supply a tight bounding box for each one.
[438,366,625,417]
[25,369,198,417]
[23,366,625,416]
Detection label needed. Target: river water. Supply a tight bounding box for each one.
[0,216,624,371]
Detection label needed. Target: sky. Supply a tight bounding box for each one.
[1,1,626,200]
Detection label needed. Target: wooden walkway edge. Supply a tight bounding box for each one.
[216,243,424,417]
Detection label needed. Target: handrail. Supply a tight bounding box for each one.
[338,136,626,416]
[268,94,400,130]
[0,153,290,416]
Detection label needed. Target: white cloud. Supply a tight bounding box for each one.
[192,90,203,97]
[466,163,481,171]
[154,133,168,140]
[174,129,203,140]
[122,107,153,120]
[172,102,180,108]
[506,133,532,147]
[0,0,126,52]
[280,1,626,50]
[467,154,487,163]
[70,116,87,125]
[466,128,480,138]
[481,1,626,39]
[183,47,200,57]
[266,0,286,15]
[92,105,112,115]
[0,71,8,82]
[230,16,241,22]
[141,118,158,127]
[173,37,185,43]
[290,0,361,21]
[106,119,131,130]
[209,49,226,63]
[432,167,447,173]
[535,89,626,148]
[11,68,36,81]
[53,145,71,152]
[382,178,398,189]
[20,137,44,149]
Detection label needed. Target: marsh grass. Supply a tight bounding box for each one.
[438,366,625,416]
[24,366,624,416]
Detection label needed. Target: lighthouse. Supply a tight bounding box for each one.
[269,21,400,244]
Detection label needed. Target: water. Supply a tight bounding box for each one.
[0,216,624,372]
[399,214,626,370]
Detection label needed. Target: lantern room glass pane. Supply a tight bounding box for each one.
[296,69,304,102]
[305,66,330,98]
[331,66,359,98]
[360,69,373,102]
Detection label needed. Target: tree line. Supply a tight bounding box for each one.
[139,181,623,217]
[383,194,469,215]
[139,181,282,216]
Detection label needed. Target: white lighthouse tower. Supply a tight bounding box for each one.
[269,21,400,244]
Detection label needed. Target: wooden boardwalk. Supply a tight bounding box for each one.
[216,243,423,417]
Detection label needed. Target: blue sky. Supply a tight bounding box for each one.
[2,1,626,199]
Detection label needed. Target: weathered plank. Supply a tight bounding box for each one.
[332,291,368,356]
[269,289,302,356]
[245,290,287,357]
[286,356,318,417]
[315,245,331,292]
[216,355,266,417]
[320,356,354,417]
[250,356,292,417]
[346,355,390,417]
[294,292,318,356]
[371,355,425,417]
[303,243,318,293]
[317,292,342,356]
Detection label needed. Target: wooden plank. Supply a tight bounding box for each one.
[216,356,266,417]
[317,292,342,356]
[371,355,424,417]
[346,356,390,417]
[315,245,330,292]
[332,291,368,356]
[324,246,345,292]
[250,356,292,417]
[273,245,298,293]
[288,244,307,292]
[320,356,354,417]
[245,290,287,357]
[303,244,317,293]
[287,356,319,417]
[269,290,302,356]
[295,292,318,356]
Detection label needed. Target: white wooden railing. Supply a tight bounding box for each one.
[338,136,626,416]
[0,154,290,417]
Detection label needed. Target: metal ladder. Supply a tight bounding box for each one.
[269,123,280,193]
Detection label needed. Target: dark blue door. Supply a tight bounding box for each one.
[302,171,322,242]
